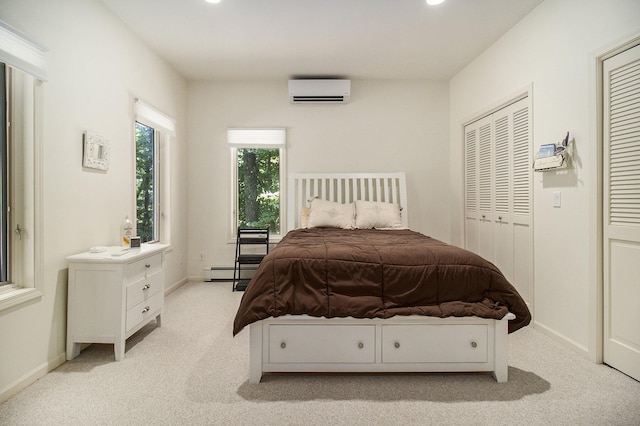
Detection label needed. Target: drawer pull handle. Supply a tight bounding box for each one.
[142,306,150,314]
[280,342,286,349]
[471,341,478,348]
[357,342,364,349]
[142,284,151,290]
[394,342,400,349]
[145,264,151,268]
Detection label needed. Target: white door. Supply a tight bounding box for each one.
[464,115,493,256]
[464,98,532,308]
[477,117,494,261]
[603,43,640,381]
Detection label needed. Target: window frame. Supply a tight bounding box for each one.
[230,146,286,242]
[133,99,173,247]
[0,65,44,311]
[134,121,160,243]
[0,20,47,311]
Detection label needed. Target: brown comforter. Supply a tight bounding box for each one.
[233,228,531,335]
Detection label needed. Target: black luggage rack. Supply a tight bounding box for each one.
[233,228,269,291]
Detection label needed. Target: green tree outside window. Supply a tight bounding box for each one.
[135,122,155,242]
[237,148,280,234]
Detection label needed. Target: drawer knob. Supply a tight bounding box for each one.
[142,284,151,290]
[280,342,286,349]
[142,306,150,313]
[145,263,151,268]
[471,341,478,348]
[357,342,364,349]
[394,342,400,349]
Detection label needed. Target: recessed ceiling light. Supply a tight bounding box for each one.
[205,0,221,4]
[426,0,446,5]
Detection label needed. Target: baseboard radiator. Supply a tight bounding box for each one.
[203,266,258,282]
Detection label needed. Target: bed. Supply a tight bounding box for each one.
[233,172,531,383]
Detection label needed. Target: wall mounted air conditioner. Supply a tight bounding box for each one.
[288,79,351,104]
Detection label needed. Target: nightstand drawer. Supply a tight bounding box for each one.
[126,272,163,309]
[126,291,163,333]
[124,253,162,283]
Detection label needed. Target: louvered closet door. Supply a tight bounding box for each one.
[465,115,493,258]
[464,97,532,307]
[491,97,531,293]
[492,108,514,282]
[603,43,640,381]
[511,101,532,305]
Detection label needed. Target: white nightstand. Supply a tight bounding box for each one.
[66,244,168,361]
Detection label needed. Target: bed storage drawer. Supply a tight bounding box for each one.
[381,324,488,363]
[268,324,375,364]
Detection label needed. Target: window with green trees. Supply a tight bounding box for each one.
[135,122,157,243]
[237,148,280,234]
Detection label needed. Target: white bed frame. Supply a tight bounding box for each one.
[248,172,513,383]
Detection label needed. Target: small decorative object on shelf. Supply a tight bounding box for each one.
[534,131,573,172]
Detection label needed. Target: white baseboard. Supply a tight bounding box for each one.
[165,277,188,296]
[533,320,591,359]
[0,352,66,404]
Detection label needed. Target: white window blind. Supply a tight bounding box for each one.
[227,128,286,148]
[135,99,176,136]
[0,20,47,81]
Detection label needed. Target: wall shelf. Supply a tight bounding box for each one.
[533,137,574,172]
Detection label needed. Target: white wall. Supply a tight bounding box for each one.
[187,79,450,277]
[449,0,640,357]
[0,0,188,399]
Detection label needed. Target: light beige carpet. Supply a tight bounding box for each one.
[1,281,639,425]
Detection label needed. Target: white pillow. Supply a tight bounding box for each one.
[354,200,403,229]
[308,198,355,229]
[300,207,310,228]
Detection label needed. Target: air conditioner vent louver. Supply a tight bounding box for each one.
[292,96,346,103]
[288,79,350,104]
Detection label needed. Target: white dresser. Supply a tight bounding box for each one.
[66,244,168,361]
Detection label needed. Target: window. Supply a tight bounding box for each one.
[237,148,280,232]
[228,129,286,238]
[134,99,174,245]
[1,63,7,285]
[0,20,46,310]
[135,121,158,243]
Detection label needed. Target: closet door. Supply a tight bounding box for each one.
[492,109,513,282]
[603,43,640,381]
[477,118,494,262]
[464,97,532,307]
[465,115,493,257]
[464,124,479,253]
[511,100,532,306]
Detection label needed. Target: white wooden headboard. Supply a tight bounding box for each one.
[287,172,408,231]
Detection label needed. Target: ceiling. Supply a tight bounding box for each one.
[100,0,543,81]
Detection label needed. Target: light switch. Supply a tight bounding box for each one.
[553,191,561,208]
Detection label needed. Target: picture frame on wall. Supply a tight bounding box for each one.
[83,131,111,171]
